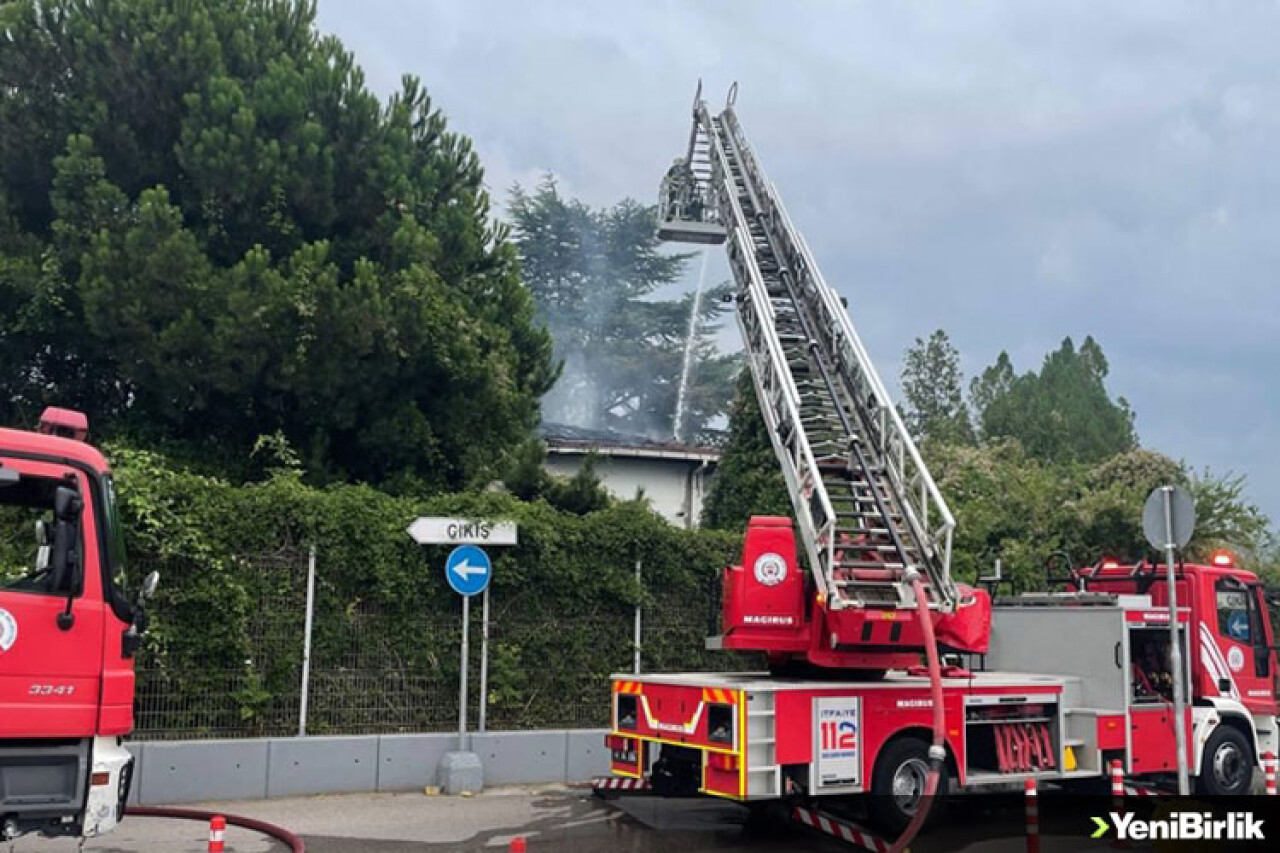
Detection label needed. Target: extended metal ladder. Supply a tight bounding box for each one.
[659,85,958,612]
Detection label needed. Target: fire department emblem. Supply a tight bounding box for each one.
[753,553,788,587]
[1227,646,1245,673]
[0,608,16,652]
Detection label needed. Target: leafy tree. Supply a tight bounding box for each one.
[702,370,791,530]
[498,438,610,515]
[931,440,1275,587]
[1184,468,1273,564]
[968,351,1015,422]
[0,0,554,489]
[974,337,1136,464]
[928,438,1071,588]
[900,329,974,445]
[547,453,612,516]
[106,438,743,735]
[711,326,1276,582]
[508,177,736,440]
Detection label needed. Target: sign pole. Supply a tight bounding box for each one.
[458,594,470,752]
[478,586,490,733]
[1162,486,1191,796]
[409,523,512,796]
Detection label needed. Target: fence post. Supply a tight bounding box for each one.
[298,544,316,738]
[633,556,642,675]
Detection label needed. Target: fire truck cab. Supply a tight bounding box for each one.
[0,408,156,841]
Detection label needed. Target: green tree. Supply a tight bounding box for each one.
[508,177,736,440]
[1185,468,1273,564]
[973,337,1136,464]
[900,329,974,445]
[702,370,791,530]
[931,440,1275,587]
[968,351,1015,422]
[0,0,554,489]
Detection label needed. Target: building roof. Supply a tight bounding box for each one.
[539,422,720,464]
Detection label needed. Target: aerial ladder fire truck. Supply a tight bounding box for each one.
[603,84,1280,840]
[0,408,157,842]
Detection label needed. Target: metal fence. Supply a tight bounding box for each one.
[132,547,760,741]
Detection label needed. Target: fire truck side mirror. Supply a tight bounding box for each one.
[123,571,160,657]
[140,570,160,604]
[49,486,83,630]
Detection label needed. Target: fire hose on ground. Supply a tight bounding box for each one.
[125,806,305,852]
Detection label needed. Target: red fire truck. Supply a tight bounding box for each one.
[609,522,1279,831]
[0,408,157,842]
[604,84,1280,836]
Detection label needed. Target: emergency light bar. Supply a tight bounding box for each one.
[37,407,89,442]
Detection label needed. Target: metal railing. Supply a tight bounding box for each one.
[131,549,755,740]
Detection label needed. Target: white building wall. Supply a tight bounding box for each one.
[544,453,715,529]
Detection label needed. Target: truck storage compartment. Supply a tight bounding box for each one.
[964,698,1060,781]
[0,740,88,814]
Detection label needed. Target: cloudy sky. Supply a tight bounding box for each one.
[318,1,1280,525]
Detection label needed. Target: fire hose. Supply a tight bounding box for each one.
[887,572,947,853]
[125,805,305,852]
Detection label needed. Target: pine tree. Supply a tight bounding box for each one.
[702,370,791,530]
[509,178,736,440]
[0,0,556,489]
[973,337,1136,463]
[900,329,974,445]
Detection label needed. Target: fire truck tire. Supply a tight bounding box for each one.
[1195,725,1253,796]
[867,736,948,836]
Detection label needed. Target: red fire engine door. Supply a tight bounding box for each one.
[0,459,106,738]
[1129,706,1192,775]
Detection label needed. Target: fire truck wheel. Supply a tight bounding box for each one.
[868,736,948,836]
[1195,725,1253,796]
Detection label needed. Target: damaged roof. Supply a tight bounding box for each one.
[539,422,721,462]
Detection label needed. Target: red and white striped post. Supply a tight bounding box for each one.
[208,815,226,853]
[1024,778,1039,853]
[1109,761,1128,849]
[1264,752,1278,796]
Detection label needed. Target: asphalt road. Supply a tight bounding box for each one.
[10,786,1123,853]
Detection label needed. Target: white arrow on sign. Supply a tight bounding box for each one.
[452,557,488,582]
[406,517,518,546]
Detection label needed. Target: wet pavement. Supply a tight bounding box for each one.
[13,786,1120,852]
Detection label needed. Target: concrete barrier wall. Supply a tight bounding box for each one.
[124,729,609,805]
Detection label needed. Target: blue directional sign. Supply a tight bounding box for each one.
[445,544,491,597]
